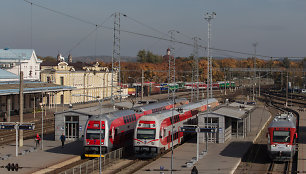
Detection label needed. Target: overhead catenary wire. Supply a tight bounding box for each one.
[23,0,306,59]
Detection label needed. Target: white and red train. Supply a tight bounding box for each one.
[133,98,219,158]
[83,99,188,157]
[267,112,297,161]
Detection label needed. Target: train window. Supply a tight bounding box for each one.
[137,129,156,139]
[129,115,132,122]
[273,131,290,143]
[86,129,105,139]
[123,117,127,124]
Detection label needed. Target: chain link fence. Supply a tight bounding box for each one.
[60,148,123,174]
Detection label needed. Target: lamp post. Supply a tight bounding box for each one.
[204,12,216,99]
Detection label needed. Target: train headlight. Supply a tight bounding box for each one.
[101,142,104,145]
[286,145,290,147]
[272,144,276,147]
[87,142,90,145]
[151,142,154,145]
[137,142,140,145]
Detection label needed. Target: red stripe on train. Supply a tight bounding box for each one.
[139,121,155,124]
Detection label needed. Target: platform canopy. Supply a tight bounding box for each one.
[0,81,74,95]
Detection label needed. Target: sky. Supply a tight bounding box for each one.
[1,0,306,59]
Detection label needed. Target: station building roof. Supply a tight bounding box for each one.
[54,101,142,116]
[0,81,74,95]
[0,69,19,80]
[206,103,255,120]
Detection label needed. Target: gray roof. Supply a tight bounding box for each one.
[268,113,296,128]
[0,69,19,79]
[0,81,74,95]
[212,106,247,119]
[181,98,218,111]
[228,102,255,111]
[0,49,37,60]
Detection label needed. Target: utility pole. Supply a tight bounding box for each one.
[204,12,216,99]
[19,71,24,147]
[141,69,144,100]
[252,42,257,101]
[286,71,288,107]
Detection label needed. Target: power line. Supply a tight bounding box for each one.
[23,0,306,59]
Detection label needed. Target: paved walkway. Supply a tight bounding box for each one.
[297,107,306,173]
[0,135,83,174]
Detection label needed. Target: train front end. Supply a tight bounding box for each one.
[134,119,159,158]
[84,119,109,157]
[267,113,297,161]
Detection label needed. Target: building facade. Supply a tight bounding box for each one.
[0,48,42,81]
[41,60,120,105]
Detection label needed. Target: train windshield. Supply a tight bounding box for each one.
[273,131,290,143]
[137,129,156,139]
[86,129,105,139]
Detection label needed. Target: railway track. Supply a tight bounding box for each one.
[234,92,301,174]
[0,117,54,146]
[22,89,241,174]
[267,161,290,174]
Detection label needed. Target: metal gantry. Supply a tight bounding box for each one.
[192,37,200,101]
[204,12,216,99]
[168,29,179,174]
[111,12,121,104]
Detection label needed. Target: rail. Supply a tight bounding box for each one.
[59,148,123,174]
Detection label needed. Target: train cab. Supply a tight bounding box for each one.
[134,120,159,158]
[267,113,297,161]
[84,118,109,157]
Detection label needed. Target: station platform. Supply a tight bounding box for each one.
[297,107,306,173]
[133,105,271,174]
[0,135,83,174]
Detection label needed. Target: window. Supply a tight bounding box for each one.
[86,129,105,139]
[273,131,290,143]
[60,77,64,85]
[137,129,156,139]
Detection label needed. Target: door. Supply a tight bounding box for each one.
[65,116,79,140]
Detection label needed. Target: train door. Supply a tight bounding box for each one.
[65,116,79,140]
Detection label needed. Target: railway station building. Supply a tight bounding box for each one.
[40,55,127,105]
[198,102,255,143]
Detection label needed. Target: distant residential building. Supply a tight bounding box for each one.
[0,48,42,81]
[41,55,121,105]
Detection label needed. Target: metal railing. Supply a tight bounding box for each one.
[60,148,123,174]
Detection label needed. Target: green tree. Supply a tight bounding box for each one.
[137,49,146,62]
[282,57,290,69]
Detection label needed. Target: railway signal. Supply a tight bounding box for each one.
[0,122,35,157]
